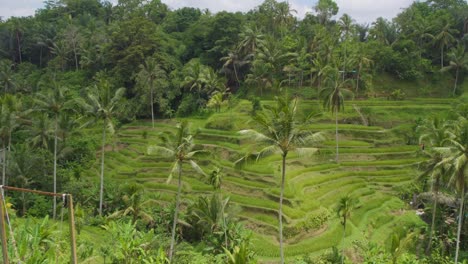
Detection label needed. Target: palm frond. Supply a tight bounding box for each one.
[147,145,174,158]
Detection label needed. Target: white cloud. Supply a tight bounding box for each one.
[0,0,42,20]
[0,0,414,24]
[162,0,263,13]
[335,0,414,24]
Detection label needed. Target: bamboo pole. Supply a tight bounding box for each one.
[68,195,78,264]
[0,186,77,264]
[0,190,9,264]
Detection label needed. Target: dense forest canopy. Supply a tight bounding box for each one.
[0,0,467,263]
[0,0,467,118]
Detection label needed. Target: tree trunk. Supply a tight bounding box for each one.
[335,108,339,163]
[426,180,438,255]
[342,218,346,264]
[73,43,78,71]
[440,45,444,69]
[454,185,465,264]
[99,121,106,215]
[2,140,5,186]
[356,71,360,96]
[279,154,287,264]
[39,46,43,68]
[453,68,459,96]
[221,191,228,249]
[169,165,182,263]
[16,31,22,64]
[150,79,155,129]
[53,116,58,219]
[343,42,347,82]
[233,65,240,86]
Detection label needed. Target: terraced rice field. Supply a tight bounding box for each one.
[85,98,452,262]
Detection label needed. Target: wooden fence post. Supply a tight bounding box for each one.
[0,190,9,264]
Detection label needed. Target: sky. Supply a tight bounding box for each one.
[0,0,414,24]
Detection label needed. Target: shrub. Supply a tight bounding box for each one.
[177,94,199,117]
[389,89,406,100]
[249,97,262,114]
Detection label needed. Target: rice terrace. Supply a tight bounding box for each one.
[0,0,466,263]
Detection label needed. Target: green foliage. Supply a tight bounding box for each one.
[389,89,406,100]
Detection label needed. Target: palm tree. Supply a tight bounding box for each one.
[0,94,23,186]
[0,60,16,95]
[353,53,373,96]
[320,70,353,162]
[237,96,323,264]
[418,116,450,255]
[147,121,205,263]
[136,57,165,128]
[338,14,354,81]
[80,78,125,215]
[109,183,154,225]
[207,92,225,113]
[221,51,248,86]
[238,26,265,56]
[336,195,356,264]
[34,84,75,219]
[29,113,53,149]
[245,59,273,96]
[441,44,468,96]
[6,18,23,63]
[444,117,468,263]
[201,67,225,95]
[434,23,458,69]
[208,167,228,248]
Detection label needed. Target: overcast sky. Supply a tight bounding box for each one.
[1,0,414,24]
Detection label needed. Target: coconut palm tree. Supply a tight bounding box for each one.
[147,121,205,263]
[208,167,228,248]
[34,84,75,219]
[338,14,354,81]
[418,117,450,254]
[320,70,354,162]
[237,96,323,264]
[336,195,356,264]
[136,57,166,128]
[441,44,468,96]
[434,23,458,69]
[109,183,154,225]
[237,26,265,56]
[80,78,125,215]
[0,60,16,95]
[444,116,468,263]
[221,51,248,86]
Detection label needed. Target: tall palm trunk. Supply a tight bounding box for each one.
[279,153,287,264]
[73,43,78,70]
[220,191,228,249]
[341,217,346,264]
[342,42,347,82]
[356,69,360,96]
[16,31,22,64]
[440,46,444,69]
[454,185,465,264]
[53,115,58,219]
[169,165,182,263]
[335,108,339,162]
[150,79,155,128]
[453,68,459,96]
[39,46,43,68]
[99,121,106,215]
[426,179,439,254]
[233,65,240,86]
[2,140,5,185]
